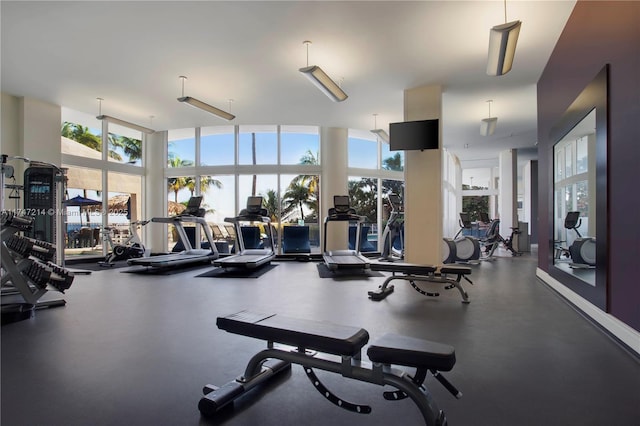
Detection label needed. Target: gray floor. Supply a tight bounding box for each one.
[2,250,639,426]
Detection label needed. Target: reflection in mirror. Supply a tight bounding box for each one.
[553,110,596,285]
[548,64,607,312]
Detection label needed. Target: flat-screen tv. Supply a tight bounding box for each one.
[389,119,439,151]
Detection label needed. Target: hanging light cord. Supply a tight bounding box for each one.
[303,40,311,67]
[179,76,187,97]
[504,0,507,23]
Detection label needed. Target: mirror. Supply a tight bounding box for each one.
[553,110,596,284]
[549,65,608,311]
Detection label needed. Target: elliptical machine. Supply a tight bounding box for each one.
[379,193,404,261]
[443,213,481,264]
[99,220,149,267]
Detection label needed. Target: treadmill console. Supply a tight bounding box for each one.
[387,194,403,211]
[182,196,205,217]
[333,195,351,214]
[459,212,472,229]
[246,196,264,214]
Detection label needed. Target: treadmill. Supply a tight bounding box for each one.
[323,195,371,271]
[213,196,275,269]
[128,196,218,269]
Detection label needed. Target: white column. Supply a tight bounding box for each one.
[144,130,167,253]
[403,85,442,265]
[320,127,348,251]
[19,97,61,166]
[498,149,518,230]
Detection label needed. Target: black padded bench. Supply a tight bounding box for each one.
[369,262,473,303]
[199,311,461,425]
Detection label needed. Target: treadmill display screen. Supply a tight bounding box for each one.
[334,195,350,213]
[246,196,263,213]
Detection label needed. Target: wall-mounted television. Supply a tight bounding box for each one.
[389,119,439,151]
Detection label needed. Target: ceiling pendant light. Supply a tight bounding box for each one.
[370,114,389,143]
[480,100,498,136]
[95,98,155,134]
[299,40,348,102]
[177,76,235,121]
[486,0,522,76]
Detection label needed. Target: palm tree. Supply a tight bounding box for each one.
[261,189,279,222]
[382,152,403,171]
[110,134,142,163]
[61,122,123,161]
[185,176,223,197]
[287,149,320,219]
[292,149,320,193]
[282,182,311,222]
[62,122,101,151]
[348,178,377,223]
[251,133,257,195]
[167,154,194,202]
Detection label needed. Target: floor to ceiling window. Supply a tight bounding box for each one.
[347,129,404,251]
[61,107,145,259]
[166,125,322,254]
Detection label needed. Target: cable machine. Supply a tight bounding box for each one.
[1,155,74,323]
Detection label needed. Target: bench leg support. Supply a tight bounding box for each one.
[371,274,470,303]
[198,357,290,416]
[200,347,449,425]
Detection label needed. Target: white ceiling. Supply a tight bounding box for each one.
[1,0,576,168]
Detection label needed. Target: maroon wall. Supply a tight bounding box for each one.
[537,1,640,331]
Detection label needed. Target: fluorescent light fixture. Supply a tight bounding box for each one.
[480,99,497,136]
[177,76,235,121]
[95,98,154,134]
[371,128,390,143]
[480,117,498,136]
[96,115,154,134]
[299,65,348,102]
[177,96,235,121]
[370,114,389,143]
[298,41,347,102]
[486,20,521,76]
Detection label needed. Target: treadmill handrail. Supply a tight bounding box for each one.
[150,215,218,254]
[325,213,365,223]
[224,214,271,224]
[151,216,209,224]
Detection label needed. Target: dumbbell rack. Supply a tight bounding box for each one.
[1,211,74,321]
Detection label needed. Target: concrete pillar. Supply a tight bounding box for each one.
[320,127,348,251]
[145,130,167,253]
[403,85,442,265]
[498,149,518,231]
[19,97,61,166]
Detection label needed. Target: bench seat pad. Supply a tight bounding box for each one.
[370,262,437,275]
[367,333,456,371]
[217,311,369,357]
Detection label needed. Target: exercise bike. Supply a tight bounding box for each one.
[99,220,149,267]
[481,214,521,257]
[379,193,404,261]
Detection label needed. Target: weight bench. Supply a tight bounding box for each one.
[199,311,461,425]
[369,263,473,303]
